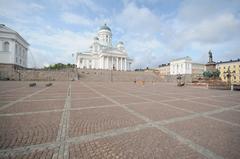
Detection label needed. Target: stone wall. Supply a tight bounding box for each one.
[0,65,195,83]
[77,69,160,82]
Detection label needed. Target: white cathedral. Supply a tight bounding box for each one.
[76,24,133,71]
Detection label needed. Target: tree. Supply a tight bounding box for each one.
[44,63,75,70]
[203,70,220,79]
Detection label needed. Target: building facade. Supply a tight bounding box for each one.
[170,56,205,75]
[0,24,29,68]
[192,63,205,75]
[76,24,133,71]
[170,57,192,75]
[155,63,170,76]
[216,59,240,84]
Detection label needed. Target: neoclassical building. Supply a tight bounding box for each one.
[170,56,205,75]
[0,24,29,68]
[76,24,133,71]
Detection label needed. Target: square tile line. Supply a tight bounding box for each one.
[2,105,240,158]
[23,98,66,102]
[54,83,71,159]
[193,96,240,104]
[182,99,225,108]
[152,125,224,159]
[0,86,26,94]
[0,102,154,117]
[101,84,240,118]
[233,109,240,112]
[101,85,195,114]
[69,104,119,111]
[182,99,224,108]
[67,123,152,144]
[0,82,236,156]
[82,82,225,159]
[71,96,104,100]
[204,115,240,127]
[0,87,50,111]
[0,142,60,157]
[154,104,240,126]
[0,109,64,117]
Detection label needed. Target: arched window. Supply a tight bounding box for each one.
[3,41,9,52]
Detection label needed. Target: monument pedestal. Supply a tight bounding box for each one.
[205,62,216,72]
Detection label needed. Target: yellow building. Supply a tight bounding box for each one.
[216,59,240,84]
[155,63,170,76]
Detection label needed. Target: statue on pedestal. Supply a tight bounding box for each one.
[205,50,216,72]
[208,50,213,63]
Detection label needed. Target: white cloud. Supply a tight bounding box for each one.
[61,12,92,26]
[1,0,239,69]
[25,27,94,67]
[0,0,44,19]
[54,0,105,12]
[61,12,111,27]
[116,3,161,33]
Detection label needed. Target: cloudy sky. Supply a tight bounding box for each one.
[0,0,240,68]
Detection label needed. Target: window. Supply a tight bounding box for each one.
[16,57,18,63]
[15,44,18,55]
[3,41,9,51]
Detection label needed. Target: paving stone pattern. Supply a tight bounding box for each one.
[0,81,239,159]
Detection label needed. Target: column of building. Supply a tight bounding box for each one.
[124,58,127,71]
[120,57,123,71]
[111,56,113,70]
[116,57,119,70]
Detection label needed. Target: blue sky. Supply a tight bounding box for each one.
[0,0,240,68]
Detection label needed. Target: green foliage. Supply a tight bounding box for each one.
[44,63,76,70]
[203,70,220,79]
[212,70,220,77]
[203,71,213,78]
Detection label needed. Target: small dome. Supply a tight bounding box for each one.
[94,37,99,40]
[99,23,111,31]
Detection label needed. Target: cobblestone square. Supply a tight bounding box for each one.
[163,100,218,113]
[0,112,61,149]
[126,102,191,121]
[71,97,114,108]
[0,100,65,114]
[166,117,240,159]
[69,107,144,137]
[0,81,239,159]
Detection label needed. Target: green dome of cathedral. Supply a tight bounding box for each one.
[99,24,111,31]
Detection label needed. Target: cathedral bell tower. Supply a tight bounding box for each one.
[97,24,112,47]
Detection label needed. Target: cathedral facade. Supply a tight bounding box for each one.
[76,24,133,71]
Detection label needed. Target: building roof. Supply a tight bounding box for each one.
[0,24,29,45]
[171,56,192,62]
[99,24,111,32]
[216,59,240,64]
[158,63,170,67]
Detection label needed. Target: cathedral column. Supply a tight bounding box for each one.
[102,56,105,69]
[106,56,109,70]
[111,56,113,70]
[120,58,123,71]
[116,57,119,71]
[124,58,127,71]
